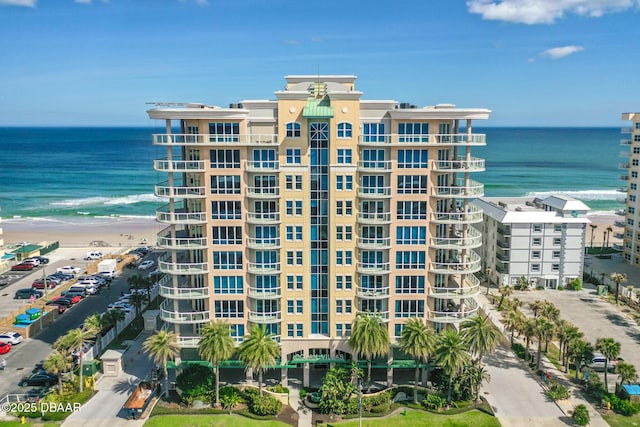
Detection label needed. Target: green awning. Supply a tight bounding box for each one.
[303,99,334,118]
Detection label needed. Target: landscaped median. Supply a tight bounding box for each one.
[144,414,291,427]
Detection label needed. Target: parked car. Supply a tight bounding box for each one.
[57,294,81,304]
[51,271,74,281]
[33,256,49,264]
[107,302,134,313]
[20,372,57,387]
[46,298,73,308]
[584,352,624,372]
[0,331,24,345]
[0,342,11,355]
[31,280,56,290]
[11,263,35,271]
[22,258,41,266]
[43,275,63,285]
[57,266,82,275]
[0,277,10,287]
[14,288,43,300]
[138,260,155,270]
[61,290,86,300]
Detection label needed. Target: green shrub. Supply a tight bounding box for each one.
[512,342,527,360]
[547,382,570,401]
[573,404,590,426]
[299,388,307,399]
[605,394,640,416]
[557,285,565,291]
[422,392,447,412]
[175,364,214,404]
[242,387,259,404]
[585,372,607,400]
[248,394,282,416]
[568,278,582,291]
[267,384,289,394]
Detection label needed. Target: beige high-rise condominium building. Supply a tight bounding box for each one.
[147,75,491,386]
[621,113,640,264]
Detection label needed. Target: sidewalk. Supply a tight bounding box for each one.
[62,331,153,427]
[477,292,609,427]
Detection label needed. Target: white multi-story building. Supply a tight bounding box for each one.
[620,113,640,264]
[472,195,589,289]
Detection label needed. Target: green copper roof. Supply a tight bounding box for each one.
[303,98,334,118]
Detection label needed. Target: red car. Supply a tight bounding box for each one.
[55,294,81,304]
[0,342,11,354]
[32,280,56,290]
[11,263,34,271]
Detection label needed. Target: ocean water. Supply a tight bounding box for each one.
[0,126,623,221]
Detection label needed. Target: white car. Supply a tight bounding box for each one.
[107,303,133,313]
[0,331,24,345]
[138,260,155,270]
[57,266,82,275]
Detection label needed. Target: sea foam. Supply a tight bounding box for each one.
[526,189,620,201]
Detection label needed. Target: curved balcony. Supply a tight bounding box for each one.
[357,287,390,299]
[246,187,280,199]
[155,181,206,199]
[619,163,630,169]
[159,284,210,299]
[154,159,206,172]
[618,187,628,193]
[356,262,391,274]
[620,151,631,157]
[621,139,632,146]
[247,262,281,274]
[430,206,483,224]
[356,237,391,249]
[247,237,281,249]
[248,311,282,323]
[246,212,281,224]
[159,254,208,275]
[245,160,280,171]
[357,187,392,198]
[248,286,282,299]
[616,209,626,216]
[358,134,486,146]
[431,228,482,250]
[355,310,390,322]
[617,197,627,204]
[160,300,210,324]
[157,228,208,250]
[621,175,630,181]
[177,336,201,348]
[357,212,391,224]
[153,133,279,146]
[429,253,481,274]
[432,157,485,172]
[429,276,481,299]
[433,179,483,198]
[615,220,626,228]
[357,160,392,172]
[156,205,207,224]
[429,300,479,323]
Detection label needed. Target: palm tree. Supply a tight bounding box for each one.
[398,318,436,403]
[596,337,621,391]
[529,300,544,318]
[606,226,613,248]
[589,224,597,249]
[43,350,70,394]
[503,309,525,347]
[349,313,390,392]
[237,325,280,396]
[562,325,583,371]
[535,318,555,371]
[435,328,471,404]
[129,292,148,318]
[127,274,155,307]
[198,321,236,406]
[461,361,491,402]
[496,285,513,309]
[143,330,180,394]
[56,328,95,392]
[568,339,594,380]
[616,362,638,388]
[84,313,103,337]
[522,318,537,357]
[460,315,500,363]
[610,272,627,305]
[507,297,523,312]
[539,301,560,323]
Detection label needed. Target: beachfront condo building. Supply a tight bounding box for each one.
[620,113,640,265]
[147,75,491,386]
[472,195,589,290]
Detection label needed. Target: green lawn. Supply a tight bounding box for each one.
[0,422,59,427]
[602,414,640,427]
[144,414,291,427]
[326,409,500,427]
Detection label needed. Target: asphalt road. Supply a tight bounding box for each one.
[0,251,160,398]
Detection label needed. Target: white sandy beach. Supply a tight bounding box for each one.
[1,217,162,249]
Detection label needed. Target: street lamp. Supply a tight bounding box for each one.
[485,267,492,295]
[358,381,363,427]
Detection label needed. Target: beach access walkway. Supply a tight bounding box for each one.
[62,331,153,427]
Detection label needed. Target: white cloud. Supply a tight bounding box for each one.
[467,0,637,24]
[0,0,36,6]
[540,45,585,59]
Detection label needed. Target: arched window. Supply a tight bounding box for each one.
[286,122,301,138]
[337,122,352,139]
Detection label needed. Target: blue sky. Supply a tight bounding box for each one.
[1,0,639,126]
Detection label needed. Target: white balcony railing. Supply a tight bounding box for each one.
[356,287,390,298]
[357,160,392,171]
[246,212,281,224]
[430,300,479,323]
[158,254,208,275]
[247,237,281,249]
[159,284,210,299]
[155,182,206,199]
[156,205,207,224]
[160,300,210,324]
[157,228,207,249]
[356,262,391,273]
[433,179,484,198]
[247,262,281,274]
[153,133,278,146]
[357,133,486,146]
[357,187,392,198]
[356,237,392,249]
[430,228,482,250]
[248,311,282,323]
[248,287,282,299]
[245,160,280,171]
[154,159,206,172]
[246,187,280,198]
[429,253,481,274]
[432,157,485,172]
[357,212,391,223]
[430,205,483,224]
